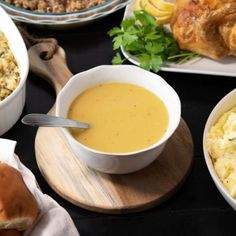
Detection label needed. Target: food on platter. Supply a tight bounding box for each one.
[109,0,236,72]
[108,9,198,72]
[3,0,108,13]
[206,107,236,198]
[68,82,169,153]
[0,32,20,101]
[171,0,236,60]
[0,163,39,233]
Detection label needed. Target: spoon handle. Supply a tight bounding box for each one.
[22,113,89,129]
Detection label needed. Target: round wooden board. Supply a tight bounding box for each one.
[28,43,194,214]
[35,114,193,214]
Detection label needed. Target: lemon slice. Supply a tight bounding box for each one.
[140,0,172,17]
[149,0,174,12]
[132,0,174,25]
[155,15,172,25]
[133,0,142,11]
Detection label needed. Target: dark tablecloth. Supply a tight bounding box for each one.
[2,8,236,236]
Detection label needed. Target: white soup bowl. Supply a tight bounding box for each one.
[56,65,181,174]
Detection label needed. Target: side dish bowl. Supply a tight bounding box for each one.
[56,65,181,174]
[0,0,131,28]
[0,6,29,135]
[203,89,236,210]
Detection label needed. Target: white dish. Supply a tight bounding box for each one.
[0,0,131,28]
[122,2,236,77]
[203,89,236,210]
[0,6,29,135]
[56,65,181,174]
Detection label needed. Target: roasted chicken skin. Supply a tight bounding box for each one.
[171,0,236,59]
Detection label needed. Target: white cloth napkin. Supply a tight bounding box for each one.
[0,138,80,236]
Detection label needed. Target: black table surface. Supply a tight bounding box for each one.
[2,8,236,236]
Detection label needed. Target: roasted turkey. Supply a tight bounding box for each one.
[171,0,236,59]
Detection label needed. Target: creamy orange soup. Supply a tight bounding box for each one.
[68,82,169,153]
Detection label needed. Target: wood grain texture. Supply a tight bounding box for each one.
[35,116,193,214]
[29,43,194,214]
[28,43,72,94]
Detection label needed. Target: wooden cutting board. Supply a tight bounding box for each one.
[28,43,194,214]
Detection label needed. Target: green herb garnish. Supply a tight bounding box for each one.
[108,10,198,72]
[229,137,236,141]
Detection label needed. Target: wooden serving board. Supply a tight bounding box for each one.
[29,43,194,214]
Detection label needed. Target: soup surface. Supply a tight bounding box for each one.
[68,82,169,153]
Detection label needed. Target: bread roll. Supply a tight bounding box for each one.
[0,229,22,236]
[0,163,39,231]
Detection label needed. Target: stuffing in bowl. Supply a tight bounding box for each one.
[0,31,20,101]
[0,6,29,135]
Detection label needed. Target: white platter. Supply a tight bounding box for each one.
[122,2,236,77]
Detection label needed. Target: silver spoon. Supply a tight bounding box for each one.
[21,113,89,129]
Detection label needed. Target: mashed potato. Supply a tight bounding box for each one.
[207,107,236,198]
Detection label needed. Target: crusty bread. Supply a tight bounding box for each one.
[0,229,22,236]
[0,163,39,231]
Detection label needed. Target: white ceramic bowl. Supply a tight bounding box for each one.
[56,65,181,174]
[0,6,29,136]
[203,89,236,210]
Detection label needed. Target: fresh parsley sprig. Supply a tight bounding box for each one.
[229,137,236,141]
[108,10,198,72]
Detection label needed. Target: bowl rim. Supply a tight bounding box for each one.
[0,0,131,27]
[0,6,29,108]
[56,64,181,156]
[0,0,121,16]
[203,89,236,205]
